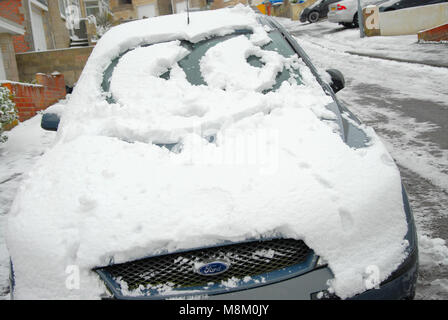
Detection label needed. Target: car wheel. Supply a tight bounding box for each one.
[352,13,359,28]
[341,22,352,28]
[307,11,320,23]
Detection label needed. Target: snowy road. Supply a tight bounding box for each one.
[0,18,447,300]
[279,19,448,299]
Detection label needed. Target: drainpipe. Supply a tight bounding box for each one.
[28,0,36,51]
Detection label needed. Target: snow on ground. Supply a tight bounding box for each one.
[276,17,448,68]
[275,17,448,299]
[0,115,56,299]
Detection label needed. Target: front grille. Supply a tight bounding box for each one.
[95,238,312,292]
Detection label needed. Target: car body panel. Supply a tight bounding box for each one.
[379,0,447,11]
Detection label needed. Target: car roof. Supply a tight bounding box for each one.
[89,6,269,66]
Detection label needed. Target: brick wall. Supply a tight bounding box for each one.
[0,0,24,25]
[15,46,93,87]
[1,73,66,122]
[418,23,448,42]
[0,0,31,53]
[12,34,29,53]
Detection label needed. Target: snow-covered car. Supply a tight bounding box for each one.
[7,6,417,300]
[300,0,342,23]
[328,0,388,27]
[379,0,447,11]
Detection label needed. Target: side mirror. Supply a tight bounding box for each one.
[41,113,60,131]
[326,69,345,93]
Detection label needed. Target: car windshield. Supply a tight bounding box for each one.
[101,30,303,103]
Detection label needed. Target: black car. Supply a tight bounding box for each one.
[379,0,447,11]
[300,0,342,23]
[23,9,418,300]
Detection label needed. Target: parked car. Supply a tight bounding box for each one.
[8,6,417,300]
[300,0,342,23]
[328,0,388,28]
[379,0,447,11]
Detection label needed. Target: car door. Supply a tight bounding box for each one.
[321,0,342,16]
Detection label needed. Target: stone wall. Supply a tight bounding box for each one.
[15,46,93,87]
[47,0,71,49]
[378,2,448,36]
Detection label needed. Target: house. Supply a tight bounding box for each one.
[0,3,24,81]
[0,0,74,81]
[0,1,114,82]
[58,0,112,46]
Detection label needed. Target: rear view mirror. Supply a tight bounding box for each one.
[326,69,345,93]
[41,113,60,131]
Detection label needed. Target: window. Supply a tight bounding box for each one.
[59,0,80,18]
[58,0,66,17]
[85,0,101,17]
[84,0,111,17]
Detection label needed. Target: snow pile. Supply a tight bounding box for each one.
[419,235,448,267]
[6,5,408,299]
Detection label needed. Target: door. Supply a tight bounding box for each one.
[31,6,47,51]
[176,1,187,13]
[137,3,156,19]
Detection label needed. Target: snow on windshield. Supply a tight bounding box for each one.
[6,5,408,300]
[200,35,296,92]
[107,35,303,143]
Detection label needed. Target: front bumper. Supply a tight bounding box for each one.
[208,247,418,300]
[208,266,333,300]
[99,245,417,300]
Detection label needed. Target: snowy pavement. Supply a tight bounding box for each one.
[0,17,447,299]
[276,18,448,299]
